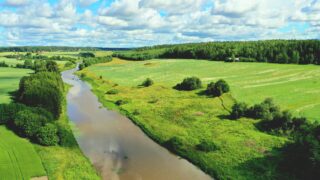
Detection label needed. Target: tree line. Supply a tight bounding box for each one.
[79,56,112,70]
[0,60,66,146]
[0,46,99,52]
[113,40,320,65]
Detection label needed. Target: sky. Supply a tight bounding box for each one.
[0,0,319,47]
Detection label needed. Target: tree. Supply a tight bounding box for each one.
[46,60,59,72]
[292,51,300,64]
[36,123,59,146]
[23,59,33,69]
[174,77,202,91]
[206,79,230,97]
[230,102,248,119]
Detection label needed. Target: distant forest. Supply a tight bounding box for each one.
[113,40,320,65]
[0,46,131,52]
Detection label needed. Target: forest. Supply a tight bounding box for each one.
[113,40,320,65]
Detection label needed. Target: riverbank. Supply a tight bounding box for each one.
[78,60,289,179]
[34,84,100,179]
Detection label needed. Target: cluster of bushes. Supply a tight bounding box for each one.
[79,52,95,58]
[0,104,60,146]
[15,59,60,72]
[79,56,112,70]
[205,79,230,97]
[174,77,202,91]
[230,98,320,178]
[174,77,230,97]
[0,66,65,146]
[17,72,64,118]
[0,61,9,67]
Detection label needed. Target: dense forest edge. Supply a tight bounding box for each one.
[113,40,320,65]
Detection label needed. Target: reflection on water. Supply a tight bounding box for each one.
[62,67,212,180]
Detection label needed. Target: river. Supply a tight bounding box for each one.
[61,67,212,180]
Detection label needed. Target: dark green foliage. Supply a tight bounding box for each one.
[0,46,99,52]
[114,40,320,65]
[18,72,64,119]
[247,98,280,120]
[164,137,185,153]
[115,99,129,106]
[281,123,320,179]
[79,52,95,58]
[0,61,9,67]
[13,109,49,138]
[79,56,112,69]
[196,140,218,152]
[106,89,119,95]
[206,79,230,97]
[141,78,154,87]
[230,102,248,119]
[0,103,27,124]
[36,123,59,146]
[175,77,202,91]
[46,60,59,72]
[23,59,33,69]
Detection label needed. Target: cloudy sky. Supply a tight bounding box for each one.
[0,0,319,47]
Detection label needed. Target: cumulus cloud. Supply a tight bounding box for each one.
[0,0,318,47]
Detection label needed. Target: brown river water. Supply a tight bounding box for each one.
[61,67,212,180]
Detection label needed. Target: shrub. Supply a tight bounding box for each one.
[13,109,49,138]
[0,61,9,67]
[115,99,129,106]
[230,102,248,119]
[106,89,119,95]
[164,137,185,153]
[141,78,154,87]
[206,79,230,97]
[36,123,59,146]
[175,77,202,91]
[0,103,27,125]
[196,140,219,152]
[79,52,95,58]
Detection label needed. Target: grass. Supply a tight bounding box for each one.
[0,67,33,103]
[78,58,303,179]
[85,59,320,121]
[0,126,46,179]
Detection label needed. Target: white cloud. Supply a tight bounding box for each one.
[3,0,29,7]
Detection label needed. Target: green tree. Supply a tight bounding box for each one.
[36,123,59,146]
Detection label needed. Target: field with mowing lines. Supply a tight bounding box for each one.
[0,67,33,103]
[0,126,46,179]
[86,59,320,121]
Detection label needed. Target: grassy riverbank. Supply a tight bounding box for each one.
[77,59,303,179]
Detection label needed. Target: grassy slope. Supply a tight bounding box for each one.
[0,126,46,179]
[34,85,100,180]
[86,59,320,121]
[79,59,295,179]
[0,67,32,103]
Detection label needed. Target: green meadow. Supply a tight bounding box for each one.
[0,67,32,103]
[79,58,320,179]
[0,126,46,179]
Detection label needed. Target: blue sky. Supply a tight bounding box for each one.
[0,0,319,47]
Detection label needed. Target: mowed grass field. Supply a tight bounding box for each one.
[0,67,33,103]
[0,126,46,179]
[87,59,320,121]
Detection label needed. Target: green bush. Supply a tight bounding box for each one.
[36,123,59,146]
[115,99,129,106]
[230,102,248,119]
[13,109,49,138]
[106,89,119,95]
[196,140,219,152]
[141,78,154,87]
[164,137,185,153]
[174,77,202,91]
[79,52,95,58]
[206,79,230,97]
[0,103,27,124]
